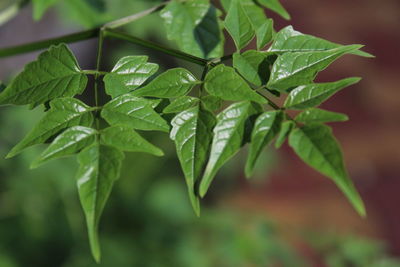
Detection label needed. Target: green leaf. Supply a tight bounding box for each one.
[295,108,349,124]
[200,101,261,197]
[0,81,5,92]
[245,110,283,177]
[204,65,267,104]
[170,105,216,215]
[163,96,199,114]
[132,68,200,98]
[267,45,363,91]
[258,0,291,20]
[160,0,224,59]
[100,125,163,156]
[256,19,274,50]
[31,126,97,168]
[275,120,295,148]
[76,143,124,262]
[101,94,169,132]
[224,0,255,50]
[32,0,59,20]
[288,124,365,216]
[0,44,87,106]
[284,77,361,109]
[241,0,268,29]
[270,26,373,58]
[233,50,270,86]
[201,95,222,111]
[103,56,158,98]
[7,98,94,158]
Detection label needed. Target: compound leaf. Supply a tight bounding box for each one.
[258,0,291,20]
[7,98,94,158]
[275,120,295,148]
[0,44,87,107]
[288,124,365,216]
[104,56,159,98]
[163,96,199,114]
[256,19,274,50]
[295,108,348,124]
[233,50,270,86]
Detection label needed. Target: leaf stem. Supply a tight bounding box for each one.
[82,70,108,76]
[93,30,105,130]
[255,91,281,110]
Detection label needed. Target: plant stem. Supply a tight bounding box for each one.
[103,29,209,66]
[93,30,105,130]
[82,70,108,76]
[255,91,281,110]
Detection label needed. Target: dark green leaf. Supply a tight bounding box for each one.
[101,94,169,132]
[288,124,365,216]
[76,143,124,262]
[284,78,361,109]
[163,96,199,114]
[103,56,159,98]
[258,0,291,20]
[7,98,94,158]
[201,95,222,111]
[204,65,267,104]
[270,26,373,58]
[132,68,200,98]
[245,110,283,177]
[275,120,295,148]
[256,19,274,50]
[224,0,255,50]
[100,125,163,156]
[0,44,87,106]
[32,0,59,20]
[233,50,270,86]
[170,105,216,215]
[200,101,261,197]
[295,108,349,124]
[31,126,97,168]
[267,45,363,91]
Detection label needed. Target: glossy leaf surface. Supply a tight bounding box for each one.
[275,120,295,148]
[295,108,348,124]
[233,50,270,86]
[288,124,365,216]
[163,96,199,114]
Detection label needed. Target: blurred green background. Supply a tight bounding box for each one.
[1,0,400,266]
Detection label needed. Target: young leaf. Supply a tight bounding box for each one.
[7,98,94,158]
[270,26,373,58]
[100,125,163,156]
[295,108,349,124]
[224,0,255,50]
[233,50,270,86]
[245,110,284,177]
[101,94,169,132]
[32,0,59,20]
[170,105,216,215]
[284,78,361,110]
[76,143,124,262]
[288,124,365,216]
[267,45,363,91]
[200,101,261,197]
[103,56,159,98]
[0,44,87,106]
[241,0,268,29]
[275,120,295,148]
[204,65,267,104]
[258,0,291,20]
[163,96,199,114]
[256,19,274,50]
[201,95,222,112]
[31,126,97,168]
[132,68,200,98]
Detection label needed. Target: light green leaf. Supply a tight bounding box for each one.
[288,124,365,216]
[31,126,97,168]
[201,95,222,111]
[170,105,216,215]
[7,98,94,158]
[267,45,363,91]
[245,110,283,177]
[270,26,373,58]
[103,56,158,98]
[132,68,200,98]
[100,125,163,156]
[200,101,262,197]
[160,0,224,59]
[241,0,268,29]
[0,44,87,106]
[295,108,349,124]
[258,0,291,20]
[163,96,199,114]
[275,120,295,148]
[60,0,110,28]
[101,94,169,132]
[224,0,255,50]
[204,65,267,104]
[76,143,124,262]
[256,19,274,50]
[284,78,361,109]
[32,0,59,20]
[233,50,270,86]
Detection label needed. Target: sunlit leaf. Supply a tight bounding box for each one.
[295,108,348,124]
[256,19,274,50]
[163,96,199,114]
